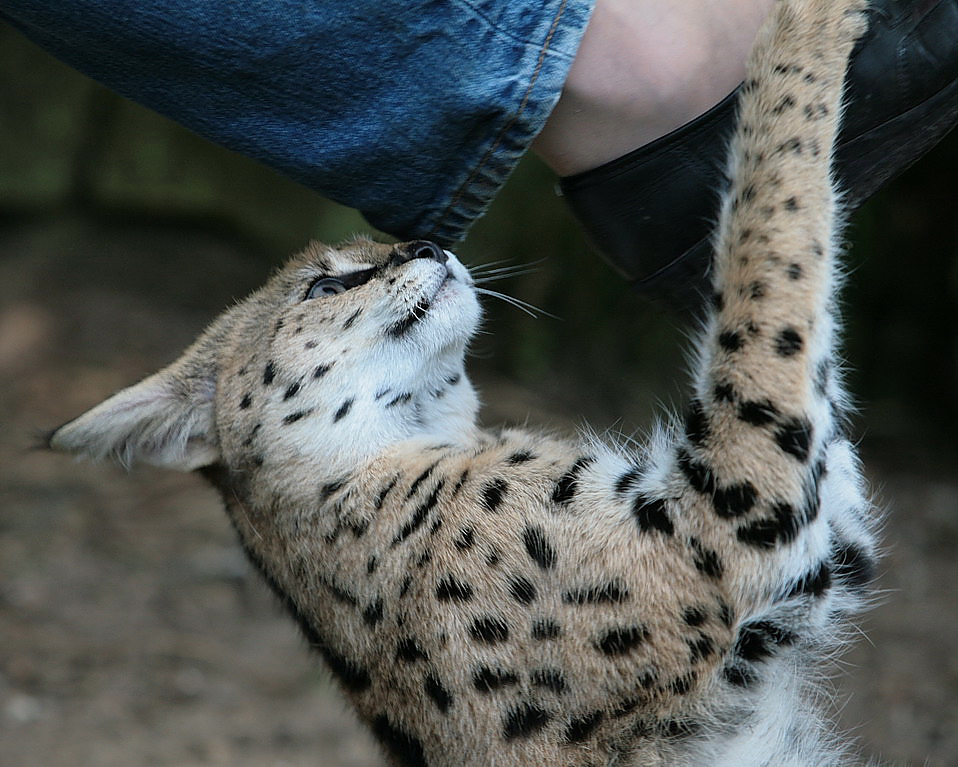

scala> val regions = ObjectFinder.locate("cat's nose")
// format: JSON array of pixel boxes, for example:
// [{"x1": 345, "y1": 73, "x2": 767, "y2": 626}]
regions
[{"x1": 391, "y1": 240, "x2": 448, "y2": 266}]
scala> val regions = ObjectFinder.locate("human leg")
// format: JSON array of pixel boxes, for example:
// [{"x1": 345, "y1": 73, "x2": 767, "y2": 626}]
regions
[
  {"x1": 533, "y1": 0, "x2": 776, "y2": 176},
  {"x1": 0, "y1": 0, "x2": 593, "y2": 243}
]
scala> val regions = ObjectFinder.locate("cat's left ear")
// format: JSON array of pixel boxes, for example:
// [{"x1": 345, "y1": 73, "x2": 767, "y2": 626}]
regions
[{"x1": 47, "y1": 322, "x2": 226, "y2": 472}]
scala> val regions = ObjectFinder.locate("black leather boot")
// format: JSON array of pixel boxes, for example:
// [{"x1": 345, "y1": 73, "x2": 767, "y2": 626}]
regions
[{"x1": 560, "y1": 0, "x2": 958, "y2": 312}]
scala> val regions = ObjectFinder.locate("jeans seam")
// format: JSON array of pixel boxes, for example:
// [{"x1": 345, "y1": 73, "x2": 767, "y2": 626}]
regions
[
  {"x1": 452, "y1": 0, "x2": 576, "y2": 57},
  {"x1": 429, "y1": 0, "x2": 569, "y2": 239}
]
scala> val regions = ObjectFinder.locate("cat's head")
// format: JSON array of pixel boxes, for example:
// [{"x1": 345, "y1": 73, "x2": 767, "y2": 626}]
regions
[{"x1": 47, "y1": 238, "x2": 482, "y2": 475}]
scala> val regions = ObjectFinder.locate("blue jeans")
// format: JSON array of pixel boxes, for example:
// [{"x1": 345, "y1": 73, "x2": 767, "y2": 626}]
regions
[{"x1": 1, "y1": 0, "x2": 594, "y2": 243}]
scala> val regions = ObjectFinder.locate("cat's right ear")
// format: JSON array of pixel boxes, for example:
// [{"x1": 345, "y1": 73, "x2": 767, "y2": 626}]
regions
[{"x1": 46, "y1": 327, "x2": 226, "y2": 472}]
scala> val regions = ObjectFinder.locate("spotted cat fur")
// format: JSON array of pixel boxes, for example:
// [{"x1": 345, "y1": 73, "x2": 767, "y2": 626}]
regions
[{"x1": 49, "y1": 0, "x2": 880, "y2": 764}]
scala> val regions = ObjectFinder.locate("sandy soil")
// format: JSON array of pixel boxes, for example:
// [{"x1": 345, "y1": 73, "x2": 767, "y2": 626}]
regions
[{"x1": 2, "y1": 220, "x2": 957, "y2": 766}]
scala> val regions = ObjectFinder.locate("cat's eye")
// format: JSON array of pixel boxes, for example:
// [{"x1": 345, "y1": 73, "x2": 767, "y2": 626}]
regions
[
  {"x1": 305, "y1": 277, "x2": 347, "y2": 300},
  {"x1": 303, "y1": 267, "x2": 377, "y2": 301}
]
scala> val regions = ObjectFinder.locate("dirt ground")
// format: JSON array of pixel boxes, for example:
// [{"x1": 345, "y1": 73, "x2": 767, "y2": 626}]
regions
[{"x1": 2, "y1": 220, "x2": 957, "y2": 767}]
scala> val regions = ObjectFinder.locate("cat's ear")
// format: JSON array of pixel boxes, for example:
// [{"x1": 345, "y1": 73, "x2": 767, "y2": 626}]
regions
[{"x1": 47, "y1": 329, "x2": 224, "y2": 472}]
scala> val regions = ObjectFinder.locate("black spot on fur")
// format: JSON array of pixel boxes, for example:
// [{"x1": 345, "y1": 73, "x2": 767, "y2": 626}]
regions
[
  {"x1": 784, "y1": 196, "x2": 800, "y2": 211},
  {"x1": 416, "y1": 550, "x2": 432, "y2": 567},
  {"x1": 363, "y1": 599, "x2": 384, "y2": 626},
  {"x1": 523, "y1": 526, "x2": 557, "y2": 569},
  {"x1": 474, "y1": 667, "x2": 519, "y2": 692},
  {"x1": 775, "y1": 327, "x2": 804, "y2": 357},
  {"x1": 392, "y1": 480, "x2": 445, "y2": 546},
  {"x1": 788, "y1": 263, "x2": 803, "y2": 280},
  {"x1": 317, "y1": 481, "x2": 343, "y2": 505},
  {"x1": 669, "y1": 674, "x2": 695, "y2": 695},
  {"x1": 283, "y1": 410, "x2": 311, "y2": 425},
  {"x1": 313, "y1": 363, "x2": 332, "y2": 379},
  {"x1": 509, "y1": 576, "x2": 537, "y2": 604},
  {"x1": 503, "y1": 703, "x2": 551, "y2": 739},
  {"x1": 323, "y1": 578, "x2": 359, "y2": 607},
  {"x1": 594, "y1": 625, "x2": 648, "y2": 656},
  {"x1": 531, "y1": 668, "x2": 567, "y2": 694},
  {"x1": 424, "y1": 674, "x2": 453, "y2": 714},
  {"x1": 374, "y1": 477, "x2": 398, "y2": 510},
  {"x1": 713, "y1": 381, "x2": 736, "y2": 403},
  {"x1": 396, "y1": 637, "x2": 429, "y2": 663},
  {"x1": 633, "y1": 495, "x2": 675, "y2": 536},
  {"x1": 734, "y1": 621, "x2": 796, "y2": 663},
  {"x1": 723, "y1": 664, "x2": 757, "y2": 688},
  {"x1": 749, "y1": 281, "x2": 766, "y2": 300},
  {"x1": 451, "y1": 469, "x2": 469, "y2": 497},
  {"x1": 552, "y1": 457, "x2": 593, "y2": 504},
  {"x1": 689, "y1": 537, "x2": 724, "y2": 579},
  {"x1": 832, "y1": 540, "x2": 876, "y2": 591},
  {"x1": 239, "y1": 393, "x2": 252, "y2": 409},
  {"x1": 322, "y1": 649, "x2": 372, "y2": 692},
  {"x1": 532, "y1": 620, "x2": 561, "y2": 640},
  {"x1": 786, "y1": 561, "x2": 832, "y2": 599},
  {"x1": 470, "y1": 616, "x2": 509, "y2": 644},
  {"x1": 371, "y1": 715, "x2": 428, "y2": 767},
  {"x1": 398, "y1": 575, "x2": 412, "y2": 598},
  {"x1": 774, "y1": 417, "x2": 813, "y2": 461},
  {"x1": 454, "y1": 526, "x2": 475, "y2": 551},
  {"x1": 333, "y1": 398, "x2": 354, "y2": 422},
  {"x1": 713, "y1": 481, "x2": 758, "y2": 518},
  {"x1": 507, "y1": 450, "x2": 536, "y2": 464},
  {"x1": 436, "y1": 576, "x2": 474, "y2": 602},
  {"x1": 565, "y1": 711, "x2": 603, "y2": 743},
  {"x1": 683, "y1": 606, "x2": 707, "y2": 627},
  {"x1": 563, "y1": 580, "x2": 629, "y2": 605},
  {"x1": 615, "y1": 468, "x2": 642, "y2": 496},
  {"x1": 283, "y1": 381, "x2": 301, "y2": 400},
  {"x1": 342, "y1": 308, "x2": 362, "y2": 330},
  {"x1": 719, "y1": 330, "x2": 744, "y2": 352},
  {"x1": 407, "y1": 462, "x2": 439, "y2": 499},
  {"x1": 263, "y1": 361, "x2": 276, "y2": 385},
  {"x1": 687, "y1": 634, "x2": 717, "y2": 663},
  {"x1": 388, "y1": 298, "x2": 431, "y2": 338},
  {"x1": 772, "y1": 94, "x2": 796, "y2": 114},
  {"x1": 737, "y1": 502, "x2": 801, "y2": 548},
  {"x1": 685, "y1": 400, "x2": 709, "y2": 446},
  {"x1": 739, "y1": 399, "x2": 780, "y2": 425},
  {"x1": 481, "y1": 478, "x2": 508, "y2": 511},
  {"x1": 366, "y1": 556, "x2": 378, "y2": 575},
  {"x1": 387, "y1": 392, "x2": 413, "y2": 408},
  {"x1": 241, "y1": 423, "x2": 261, "y2": 447},
  {"x1": 677, "y1": 449, "x2": 716, "y2": 495},
  {"x1": 779, "y1": 137, "x2": 802, "y2": 154}
]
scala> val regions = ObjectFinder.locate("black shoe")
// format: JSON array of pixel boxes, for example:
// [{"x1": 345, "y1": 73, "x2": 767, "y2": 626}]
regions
[{"x1": 559, "y1": 0, "x2": 958, "y2": 313}]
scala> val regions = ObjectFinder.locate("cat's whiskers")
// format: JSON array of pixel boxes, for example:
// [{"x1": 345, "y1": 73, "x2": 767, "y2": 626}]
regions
[{"x1": 473, "y1": 287, "x2": 557, "y2": 320}]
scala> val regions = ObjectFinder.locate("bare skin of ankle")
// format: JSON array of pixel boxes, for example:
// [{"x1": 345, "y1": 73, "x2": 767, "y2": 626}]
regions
[{"x1": 533, "y1": 0, "x2": 776, "y2": 176}]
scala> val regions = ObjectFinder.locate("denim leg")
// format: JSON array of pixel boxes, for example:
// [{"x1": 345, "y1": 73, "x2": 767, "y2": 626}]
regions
[{"x1": 1, "y1": 0, "x2": 594, "y2": 243}]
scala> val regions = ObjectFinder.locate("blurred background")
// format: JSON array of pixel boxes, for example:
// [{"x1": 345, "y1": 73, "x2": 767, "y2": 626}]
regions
[{"x1": 1, "y1": 18, "x2": 957, "y2": 767}]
